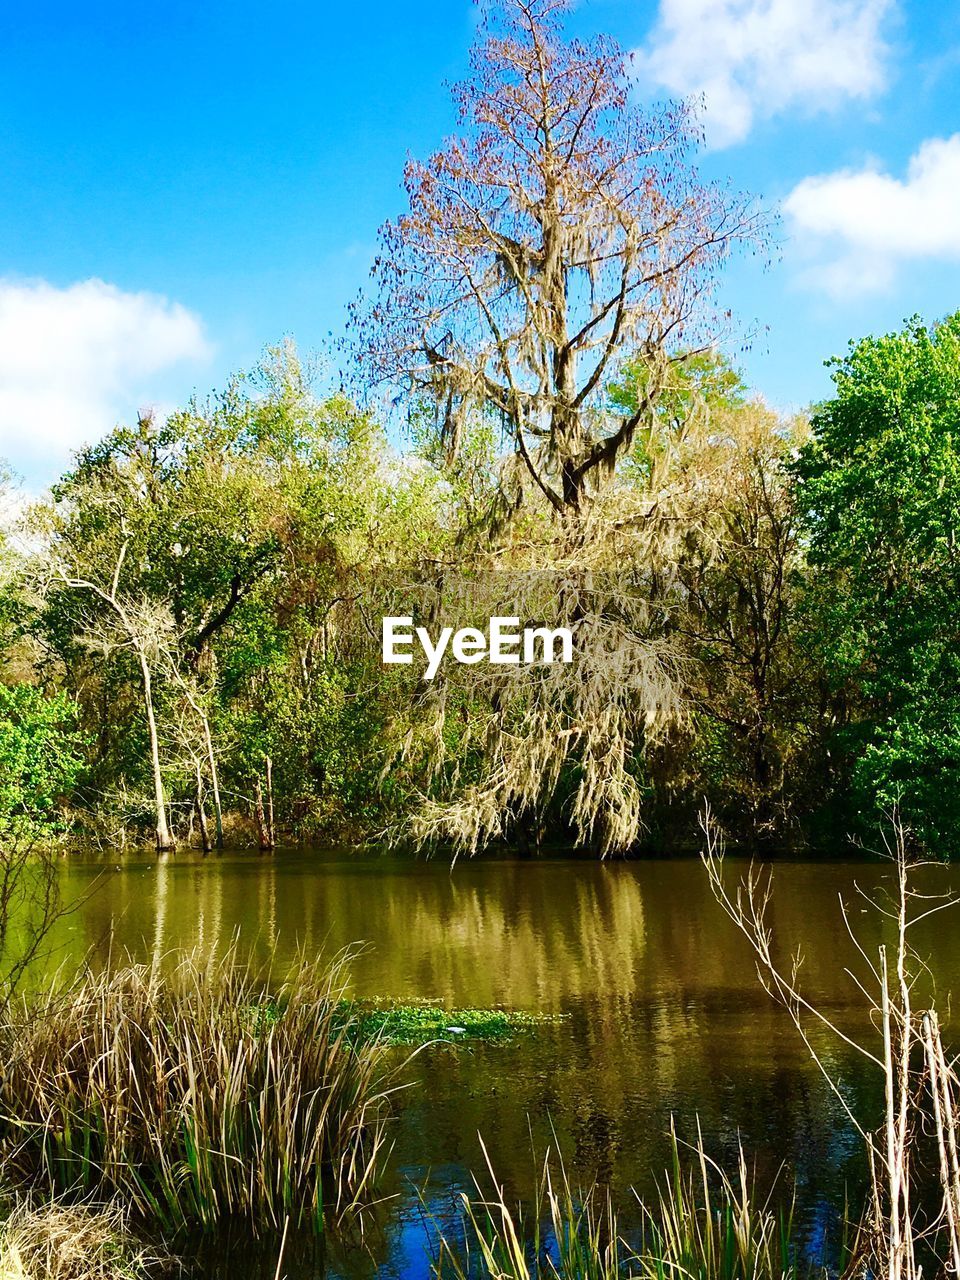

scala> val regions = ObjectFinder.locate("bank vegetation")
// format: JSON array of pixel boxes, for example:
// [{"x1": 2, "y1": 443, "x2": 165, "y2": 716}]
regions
[{"x1": 0, "y1": 0, "x2": 953, "y2": 859}]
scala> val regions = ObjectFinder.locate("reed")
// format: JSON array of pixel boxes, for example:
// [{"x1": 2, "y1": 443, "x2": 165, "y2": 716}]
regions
[
  {"x1": 0, "y1": 948, "x2": 398, "y2": 1236},
  {"x1": 701, "y1": 810, "x2": 960, "y2": 1280},
  {"x1": 638, "y1": 1125, "x2": 797, "y2": 1280},
  {"x1": 433, "y1": 1128, "x2": 801, "y2": 1280}
]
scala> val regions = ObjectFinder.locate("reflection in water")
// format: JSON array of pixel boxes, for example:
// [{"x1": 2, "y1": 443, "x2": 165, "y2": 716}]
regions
[{"x1": 37, "y1": 851, "x2": 960, "y2": 1278}]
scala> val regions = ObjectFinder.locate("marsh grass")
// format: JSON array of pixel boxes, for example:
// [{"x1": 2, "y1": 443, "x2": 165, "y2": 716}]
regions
[
  {"x1": 637, "y1": 1125, "x2": 798, "y2": 1280},
  {"x1": 434, "y1": 1128, "x2": 805, "y2": 1280},
  {"x1": 0, "y1": 1198, "x2": 170, "y2": 1280},
  {"x1": 0, "y1": 948, "x2": 400, "y2": 1237}
]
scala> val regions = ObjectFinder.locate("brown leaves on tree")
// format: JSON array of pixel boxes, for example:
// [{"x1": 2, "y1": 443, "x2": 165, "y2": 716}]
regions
[{"x1": 351, "y1": 0, "x2": 770, "y2": 521}]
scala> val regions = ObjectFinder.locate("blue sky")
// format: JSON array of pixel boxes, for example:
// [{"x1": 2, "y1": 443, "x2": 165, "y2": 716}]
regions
[{"x1": 1, "y1": 0, "x2": 959, "y2": 488}]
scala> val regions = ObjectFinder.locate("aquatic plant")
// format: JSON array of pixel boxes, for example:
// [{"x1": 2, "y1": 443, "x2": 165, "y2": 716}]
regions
[
  {"x1": 0, "y1": 948, "x2": 399, "y2": 1237},
  {"x1": 433, "y1": 1128, "x2": 801, "y2": 1280},
  {"x1": 637, "y1": 1125, "x2": 798, "y2": 1280},
  {"x1": 702, "y1": 810, "x2": 960, "y2": 1280},
  {"x1": 339, "y1": 1001, "x2": 564, "y2": 1046}
]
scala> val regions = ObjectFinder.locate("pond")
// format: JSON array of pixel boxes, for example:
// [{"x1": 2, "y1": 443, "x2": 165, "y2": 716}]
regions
[{"x1": 39, "y1": 849, "x2": 960, "y2": 1278}]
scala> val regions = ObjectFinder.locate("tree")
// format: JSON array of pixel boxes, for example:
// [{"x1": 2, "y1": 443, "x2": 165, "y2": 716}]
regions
[
  {"x1": 0, "y1": 681, "x2": 84, "y2": 997},
  {"x1": 38, "y1": 353, "x2": 303, "y2": 849},
  {"x1": 0, "y1": 473, "x2": 85, "y2": 993},
  {"x1": 604, "y1": 351, "x2": 822, "y2": 847},
  {"x1": 350, "y1": 0, "x2": 768, "y2": 856},
  {"x1": 38, "y1": 344, "x2": 390, "y2": 849},
  {"x1": 54, "y1": 540, "x2": 178, "y2": 851},
  {"x1": 0, "y1": 683, "x2": 82, "y2": 841},
  {"x1": 794, "y1": 312, "x2": 960, "y2": 850},
  {"x1": 674, "y1": 399, "x2": 813, "y2": 845},
  {"x1": 354, "y1": 0, "x2": 766, "y2": 527}
]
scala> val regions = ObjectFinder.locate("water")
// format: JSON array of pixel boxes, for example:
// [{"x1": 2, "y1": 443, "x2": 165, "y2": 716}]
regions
[{"x1": 39, "y1": 849, "x2": 960, "y2": 1277}]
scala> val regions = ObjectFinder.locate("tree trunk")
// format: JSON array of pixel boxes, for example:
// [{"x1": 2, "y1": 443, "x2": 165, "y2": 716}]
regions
[
  {"x1": 194, "y1": 764, "x2": 211, "y2": 854},
  {"x1": 265, "y1": 755, "x2": 275, "y2": 849},
  {"x1": 203, "y1": 718, "x2": 224, "y2": 850},
  {"x1": 253, "y1": 776, "x2": 273, "y2": 853},
  {"x1": 138, "y1": 647, "x2": 174, "y2": 852}
]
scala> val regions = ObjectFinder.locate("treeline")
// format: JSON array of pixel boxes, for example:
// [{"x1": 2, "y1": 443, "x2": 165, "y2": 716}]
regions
[
  {"x1": 0, "y1": 315, "x2": 954, "y2": 857},
  {"x1": 1, "y1": 0, "x2": 959, "y2": 857}
]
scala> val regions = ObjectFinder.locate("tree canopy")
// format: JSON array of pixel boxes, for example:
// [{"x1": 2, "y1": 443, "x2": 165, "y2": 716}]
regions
[{"x1": 796, "y1": 312, "x2": 960, "y2": 850}]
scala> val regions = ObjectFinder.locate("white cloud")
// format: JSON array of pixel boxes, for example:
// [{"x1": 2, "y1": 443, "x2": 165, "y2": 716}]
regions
[
  {"x1": 634, "y1": 0, "x2": 894, "y2": 148},
  {"x1": 785, "y1": 134, "x2": 960, "y2": 295},
  {"x1": 0, "y1": 278, "x2": 211, "y2": 479}
]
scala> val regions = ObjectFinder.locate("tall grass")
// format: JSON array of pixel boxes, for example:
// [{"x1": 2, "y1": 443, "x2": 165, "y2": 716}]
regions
[
  {"x1": 0, "y1": 1198, "x2": 169, "y2": 1280},
  {"x1": 434, "y1": 1128, "x2": 802, "y2": 1280},
  {"x1": 638, "y1": 1125, "x2": 797, "y2": 1280},
  {"x1": 0, "y1": 948, "x2": 398, "y2": 1236}
]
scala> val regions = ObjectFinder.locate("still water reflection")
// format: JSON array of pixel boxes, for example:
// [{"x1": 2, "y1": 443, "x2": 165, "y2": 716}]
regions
[{"x1": 41, "y1": 850, "x2": 960, "y2": 1278}]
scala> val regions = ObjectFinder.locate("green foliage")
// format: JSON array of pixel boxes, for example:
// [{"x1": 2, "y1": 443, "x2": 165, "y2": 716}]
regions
[
  {"x1": 0, "y1": 684, "x2": 83, "y2": 840},
  {"x1": 609, "y1": 349, "x2": 748, "y2": 484},
  {"x1": 338, "y1": 1000, "x2": 563, "y2": 1045},
  {"x1": 15, "y1": 312, "x2": 960, "y2": 855},
  {"x1": 38, "y1": 341, "x2": 402, "y2": 843},
  {"x1": 609, "y1": 348, "x2": 748, "y2": 422},
  {"x1": 795, "y1": 312, "x2": 960, "y2": 849}
]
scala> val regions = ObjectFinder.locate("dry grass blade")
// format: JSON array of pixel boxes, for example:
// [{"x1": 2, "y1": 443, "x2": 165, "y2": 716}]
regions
[{"x1": 0, "y1": 1197, "x2": 170, "y2": 1280}]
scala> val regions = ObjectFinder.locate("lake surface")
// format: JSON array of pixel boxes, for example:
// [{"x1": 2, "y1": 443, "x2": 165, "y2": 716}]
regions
[{"x1": 39, "y1": 849, "x2": 960, "y2": 1279}]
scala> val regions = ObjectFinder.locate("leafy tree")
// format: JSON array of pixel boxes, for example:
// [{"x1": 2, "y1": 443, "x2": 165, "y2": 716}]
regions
[
  {"x1": 38, "y1": 344, "x2": 385, "y2": 849},
  {"x1": 795, "y1": 312, "x2": 960, "y2": 850},
  {"x1": 606, "y1": 351, "x2": 820, "y2": 846},
  {"x1": 0, "y1": 680, "x2": 86, "y2": 997},
  {"x1": 674, "y1": 402, "x2": 814, "y2": 845},
  {"x1": 0, "y1": 684, "x2": 82, "y2": 840},
  {"x1": 0, "y1": 465, "x2": 87, "y2": 991}
]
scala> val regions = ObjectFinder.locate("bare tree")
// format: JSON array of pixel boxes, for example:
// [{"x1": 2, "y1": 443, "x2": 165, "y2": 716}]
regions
[
  {"x1": 162, "y1": 657, "x2": 225, "y2": 851},
  {"x1": 353, "y1": 0, "x2": 770, "y2": 855},
  {"x1": 353, "y1": 0, "x2": 768, "y2": 526},
  {"x1": 702, "y1": 810, "x2": 960, "y2": 1280},
  {"x1": 52, "y1": 538, "x2": 176, "y2": 853}
]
